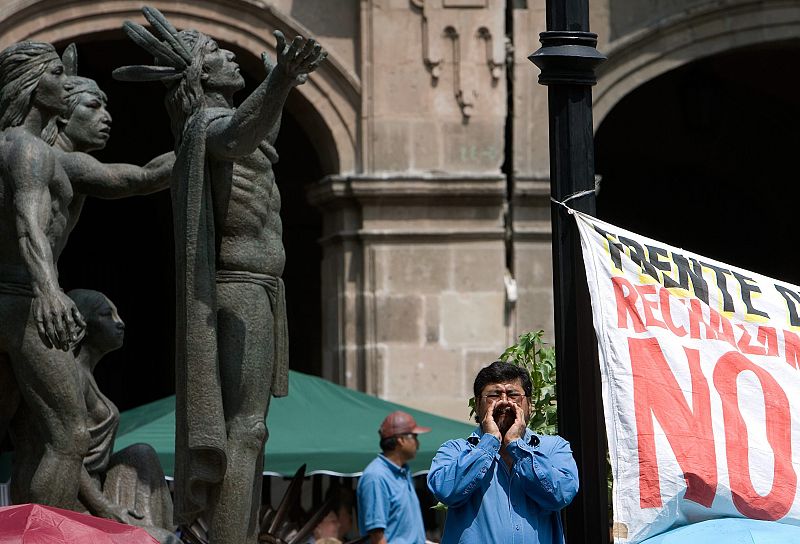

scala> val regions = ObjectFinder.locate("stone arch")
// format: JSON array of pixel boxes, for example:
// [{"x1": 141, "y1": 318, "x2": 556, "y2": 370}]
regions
[
  {"x1": 594, "y1": 0, "x2": 800, "y2": 130},
  {"x1": 595, "y1": 40, "x2": 800, "y2": 286},
  {"x1": 0, "y1": 0, "x2": 360, "y2": 174}
]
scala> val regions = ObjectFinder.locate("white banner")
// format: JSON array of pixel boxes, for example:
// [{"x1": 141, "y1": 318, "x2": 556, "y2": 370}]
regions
[{"x1": 575, "y1": 211, "x2": 800, "y2": 543}]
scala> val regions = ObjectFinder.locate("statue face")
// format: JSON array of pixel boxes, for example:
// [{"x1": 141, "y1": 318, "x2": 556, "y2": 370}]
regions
[
  {"x1": 201, "y1": 40, "x2": 245, "y2": 93},
  {"x1": 32, "y1": 59, "x2": 68, "y2": 115},
  {"x1": 62, "y1": 91, "x2": 111, "y2": 152},
  {"x1": 87, "y1": 297, "x2": 125, "y2": 353}
]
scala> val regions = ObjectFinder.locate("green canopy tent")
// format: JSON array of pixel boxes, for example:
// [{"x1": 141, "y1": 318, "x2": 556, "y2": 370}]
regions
[{"x1": 114, "y1": 370, "x2": 476, "y2": 476}]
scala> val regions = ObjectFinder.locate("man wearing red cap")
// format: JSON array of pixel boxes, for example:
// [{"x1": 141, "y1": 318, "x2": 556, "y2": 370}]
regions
[{"x1": 357, "y1": 411, "x2": 431, "y2": 544}]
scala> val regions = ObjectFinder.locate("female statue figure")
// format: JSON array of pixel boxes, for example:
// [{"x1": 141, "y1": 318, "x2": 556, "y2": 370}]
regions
[{"x1": 11, "y1": 289, "x2": 178, "y2": 544}]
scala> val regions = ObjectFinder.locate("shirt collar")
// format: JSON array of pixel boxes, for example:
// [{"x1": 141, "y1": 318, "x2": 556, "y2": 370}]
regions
[{"x1": 378, "y1": 453, "x2": 409, "y2": 475}]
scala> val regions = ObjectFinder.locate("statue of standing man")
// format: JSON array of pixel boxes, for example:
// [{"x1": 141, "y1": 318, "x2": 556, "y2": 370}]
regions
[
  {"x1": 115, "y1": 7, "x2": 327, "y2": 543},
  {"x1": 0, "y1": 41, "x2": 173, "y2": 511},
  {"x1": 0, "y1": 41, "x2": 88, "y2": 510}
]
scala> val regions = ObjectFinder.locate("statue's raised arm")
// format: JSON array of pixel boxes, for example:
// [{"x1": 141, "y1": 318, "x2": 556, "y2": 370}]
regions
[
  {"x1": 52, "y1": 49, "x2": 174, "y2": 201},
  {"x1": 203, "y1": 31, "x2": 326, "y2": 159}
]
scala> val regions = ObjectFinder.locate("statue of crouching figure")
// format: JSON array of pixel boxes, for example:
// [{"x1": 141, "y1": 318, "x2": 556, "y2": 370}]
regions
[{"x1": 10, "y1": 289, "x2": 178, "y2": 544}]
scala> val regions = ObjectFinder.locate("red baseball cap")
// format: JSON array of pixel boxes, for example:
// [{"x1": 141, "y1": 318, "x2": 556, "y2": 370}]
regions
[{"x1": 379, "y1": 411, "x2": 431, "y2": 439}]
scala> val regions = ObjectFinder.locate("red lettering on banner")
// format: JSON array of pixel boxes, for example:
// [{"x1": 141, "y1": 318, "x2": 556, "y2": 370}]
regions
[
  {"x1": 757, "y1": 327, "x2": 778, "y2": 357},
  {"x1": 660, "y1": 287, "x2": 687, "y2": 337},
  {"x1": 737, "y1": 325, "x2": 766, "y2": 356},
  {"x1": 709, "y1": 307, "x2": 736, "y2": 348},
  {"x1": 630, "y1": 337, "x2": 716, "y2": 508},
  {"x1": 785, "y1": 331, "x2": 800, "y2": 370},
  {"x1": 613, "y1": 277, "x2": 646, "y2": 333},
  {"x1": 689, "y1": 299, "x2": 717, "y2": 341},
  {"x1": 713, "y1": 352, "x2": 796, "y2": 520},
  {"x1": 635, "y1": 284, "x2": 667, "y2": 330}
]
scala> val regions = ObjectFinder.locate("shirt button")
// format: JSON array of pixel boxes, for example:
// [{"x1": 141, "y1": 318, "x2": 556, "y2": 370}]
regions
[{"x1": 516, "y1": 525, "x2": 520, "y2": 531}]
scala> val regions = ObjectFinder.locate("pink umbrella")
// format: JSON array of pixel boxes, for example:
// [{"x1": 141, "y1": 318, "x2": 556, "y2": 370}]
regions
[{"x1": 0, "y1": 504, "x2": 159, "y2": 544}]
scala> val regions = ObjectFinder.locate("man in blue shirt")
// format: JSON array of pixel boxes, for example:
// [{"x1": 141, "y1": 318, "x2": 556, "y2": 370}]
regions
[
  {"x1": 428, "y1": 361, "x2": 579, "y2": 544},
  {"x1": 357, "y1": 411, "x2": 431, "y2": 544}
]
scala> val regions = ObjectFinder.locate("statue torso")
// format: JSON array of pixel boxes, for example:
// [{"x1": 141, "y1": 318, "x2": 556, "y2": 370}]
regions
[{"x1": 215, "y1": 144, "x2": 285, "y2": 276}]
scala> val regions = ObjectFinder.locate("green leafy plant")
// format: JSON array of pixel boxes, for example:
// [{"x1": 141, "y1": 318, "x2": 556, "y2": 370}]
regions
[
  {"x1": 468, "y1": 330, "x2": 558, "y2": 435},
  {"x1": 500, "y1": 330, "x2": 558, "y2": 435}
]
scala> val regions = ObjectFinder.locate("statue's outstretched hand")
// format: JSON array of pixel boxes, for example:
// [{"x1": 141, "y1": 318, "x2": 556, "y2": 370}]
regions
[
  {"x1": 33, "y1": 288, "x2": 86, "y2": 351},
  {"x1": 273, "y1": 30, "x2": 327, "y2": 86}
]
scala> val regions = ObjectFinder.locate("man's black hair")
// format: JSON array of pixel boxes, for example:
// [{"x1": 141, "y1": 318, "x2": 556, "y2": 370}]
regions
[
  {"x1": 473, "y1": 360, "x2": 532, "y2": 400},
  {"x1": 380, "y1": 436, "x2": 398, "y2": 452}
]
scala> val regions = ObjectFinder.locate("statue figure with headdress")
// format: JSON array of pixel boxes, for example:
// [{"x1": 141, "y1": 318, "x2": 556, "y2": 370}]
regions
[
  {"x1": 0, "y1": 40, "x2": 88, "y2": 510},
  {"x1": 114, "y1": 7, "x2": 327, "y2": 543},
  {"x1": 0, "y1": 40, "x2": 172, "y2": 511}
]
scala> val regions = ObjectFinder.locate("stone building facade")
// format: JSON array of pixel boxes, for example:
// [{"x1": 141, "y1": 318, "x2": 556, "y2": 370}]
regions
[{"x1": 2, "y1": 0, "x2": 797, "y2": 422}]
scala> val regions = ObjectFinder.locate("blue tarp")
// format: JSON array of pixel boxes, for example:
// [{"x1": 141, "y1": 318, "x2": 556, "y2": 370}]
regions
[{"x1": 642, "y1": 518, "x2": 800, "y2": 543}]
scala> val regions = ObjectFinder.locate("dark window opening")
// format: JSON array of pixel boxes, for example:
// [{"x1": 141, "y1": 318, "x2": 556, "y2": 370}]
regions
[{"x1": 596, "y1": 41, "x2": 800, "y2": 286}]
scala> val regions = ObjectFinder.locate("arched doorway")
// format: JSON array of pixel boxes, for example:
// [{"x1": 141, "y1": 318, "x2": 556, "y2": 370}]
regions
[
  {"x1": 595, "y1": 41, "x2": 800, "y2": 285},
  {"x1": 55, "y1": 34, "x2": 327, "y2": 410}
]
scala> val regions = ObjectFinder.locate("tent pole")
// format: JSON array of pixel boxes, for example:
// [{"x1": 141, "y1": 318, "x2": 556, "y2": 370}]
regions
[{"x1": 529, "y1": 1, "x2": 608, "y2": 542}]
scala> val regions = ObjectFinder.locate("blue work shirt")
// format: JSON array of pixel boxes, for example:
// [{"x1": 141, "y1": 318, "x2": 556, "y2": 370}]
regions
[
  {"x1": 357, "y1": 454, "x2": 426, "y2": 544},
  {"x1": 427, "y1": 428, "x2": 579, "y2": 544}
]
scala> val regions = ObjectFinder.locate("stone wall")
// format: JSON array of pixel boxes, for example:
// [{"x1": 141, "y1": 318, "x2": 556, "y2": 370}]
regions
[
  {"x1": 305, "y1": 0, "x2": 523, "y2": 422},
  {"x1": 310, "y1": 174, "x2": 512, "y2": 422},
  {"x1": 362, "y1": 0, "x2": 507, "y2": 173},
  {"x1": 11, "y1": 0, "x2": 782, "y2": 423}
]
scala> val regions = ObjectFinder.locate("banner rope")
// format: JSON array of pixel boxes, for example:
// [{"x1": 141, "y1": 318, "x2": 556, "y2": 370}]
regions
[{"x1": 549, "y1": 175, "x2": 602, "y2": 210}]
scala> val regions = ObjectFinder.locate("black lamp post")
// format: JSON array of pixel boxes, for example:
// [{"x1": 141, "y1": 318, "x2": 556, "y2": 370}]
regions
[{"x1": 529, "y1": 1, "x2": 608, "y2": 543}]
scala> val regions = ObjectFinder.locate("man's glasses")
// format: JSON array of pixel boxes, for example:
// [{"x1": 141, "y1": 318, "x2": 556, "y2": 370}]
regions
[{"x1": 481, "y1": 391, "x2": 526, "y2": 402}]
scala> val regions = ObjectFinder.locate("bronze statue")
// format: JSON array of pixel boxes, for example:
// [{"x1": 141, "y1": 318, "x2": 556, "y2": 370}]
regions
[
  {"x1": 0, "y1": 41, "x2": 90, "y2": 509},
  {"x1": 0, "y1": 41, "x2": 172, "y2": 510},
  {"x1": 10, "y1": 290, "x2": 178, "y2": 543},
  {"x1": 115, "y1": 7, "x2": 327, "y2": 543}
]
